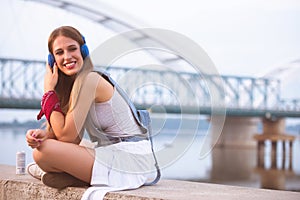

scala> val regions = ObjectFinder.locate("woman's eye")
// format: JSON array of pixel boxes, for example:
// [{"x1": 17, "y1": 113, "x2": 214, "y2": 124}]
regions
[
  {"x1": 70, "y1": 47, "x2": 77, "y2": 51},
  {"x1": 55, "y1": 51, "x2": 63, "y2": 55}
]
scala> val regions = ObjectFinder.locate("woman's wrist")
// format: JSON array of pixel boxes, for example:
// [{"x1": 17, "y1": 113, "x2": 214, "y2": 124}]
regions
[
  {"x1": 37, "y1": 90, "x2": 64, "y2": 123},
  {"x1": 44, "y1": 88, "x2": 55, "y2": 93}
]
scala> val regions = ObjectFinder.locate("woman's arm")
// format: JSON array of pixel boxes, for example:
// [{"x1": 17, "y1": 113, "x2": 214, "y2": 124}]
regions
[{"x1": 49, "y1": 72, "x2": 113, "y2": 143}]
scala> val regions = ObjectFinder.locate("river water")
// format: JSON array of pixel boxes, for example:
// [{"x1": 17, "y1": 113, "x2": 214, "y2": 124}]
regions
[{"x1": 0, "y1": 123, "x2": 299, "y2": 192}]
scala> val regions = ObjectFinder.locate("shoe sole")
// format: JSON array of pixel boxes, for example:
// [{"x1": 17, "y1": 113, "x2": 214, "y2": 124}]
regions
[{"x1": 42, "y1": 172, "x2": 89, "y2": 190}]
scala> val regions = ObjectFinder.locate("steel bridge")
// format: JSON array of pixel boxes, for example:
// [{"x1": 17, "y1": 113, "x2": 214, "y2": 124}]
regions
[
  {"x1": 1, "y1": 57, "x2": 300, "y2": 118},
  {"x1": 2, "y1": 0, "x2": 300, "y2": 118}
]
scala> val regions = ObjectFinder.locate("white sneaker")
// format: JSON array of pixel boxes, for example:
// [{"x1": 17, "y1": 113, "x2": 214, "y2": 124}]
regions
[{"x1": 26, "y1": 162, "x2": 45, "y2": 180}]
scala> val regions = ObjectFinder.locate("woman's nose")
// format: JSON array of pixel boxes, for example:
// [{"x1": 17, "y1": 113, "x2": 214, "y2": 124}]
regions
[{"x1": 64, "y1": 51, "x2": 72, "y2": 59}]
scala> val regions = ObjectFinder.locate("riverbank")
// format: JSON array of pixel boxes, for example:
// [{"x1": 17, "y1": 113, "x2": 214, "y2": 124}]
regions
[{"x1": 1, "y1": 164, "x2": 300, "y2": 200}]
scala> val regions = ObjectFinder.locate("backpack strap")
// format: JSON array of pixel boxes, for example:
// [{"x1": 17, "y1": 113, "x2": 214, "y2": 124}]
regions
[
  {"x1": 137, "y1": 110, "x2": 161, "y2": 186},
  {"x1": 94, "y1": 70, "x2": 161, "y2": 185}
]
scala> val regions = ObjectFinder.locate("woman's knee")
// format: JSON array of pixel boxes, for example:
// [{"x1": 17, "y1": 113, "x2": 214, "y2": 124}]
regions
[{"x1": 33, "y1": 139, "x2": 56, "y2": 164}]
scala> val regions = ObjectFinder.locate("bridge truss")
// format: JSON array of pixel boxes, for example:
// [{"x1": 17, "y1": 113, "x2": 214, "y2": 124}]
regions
[{"x1": 1, "y1": 58, "x2": 300, "y2": 117}]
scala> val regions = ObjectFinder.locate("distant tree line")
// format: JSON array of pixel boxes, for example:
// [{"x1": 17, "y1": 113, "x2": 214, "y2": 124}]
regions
[{"x1": 0, "y1": 119, "x2": 45, "y2": 129}]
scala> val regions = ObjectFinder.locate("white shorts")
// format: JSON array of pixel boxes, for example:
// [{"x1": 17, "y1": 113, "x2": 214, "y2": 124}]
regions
[{"x1": 90, "y1": 140, "x2": 155, "y2": 188}]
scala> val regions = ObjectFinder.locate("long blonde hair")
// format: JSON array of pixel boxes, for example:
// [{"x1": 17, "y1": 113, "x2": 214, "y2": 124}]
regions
[{"x1": 47, "y1": 26, "x2": 93, "y2": 130}]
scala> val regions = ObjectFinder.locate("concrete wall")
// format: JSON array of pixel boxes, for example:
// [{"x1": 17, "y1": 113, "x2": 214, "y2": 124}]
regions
[{"x1": 1, "y1": 165, "x2": 300, "y2": 200}]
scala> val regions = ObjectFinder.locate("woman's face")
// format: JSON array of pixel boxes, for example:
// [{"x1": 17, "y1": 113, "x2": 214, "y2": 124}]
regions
[{"x1": 52, "y1": 35, "x2": 84, "y2": 76}]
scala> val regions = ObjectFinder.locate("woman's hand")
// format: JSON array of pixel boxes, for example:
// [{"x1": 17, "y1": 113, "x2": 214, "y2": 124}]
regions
[
  {"x1": 26, "y1": 129, "x2": 48, "y2": 148},
  {"x1": 44, "y1": 63, "x2": 58, "y2": 92}
]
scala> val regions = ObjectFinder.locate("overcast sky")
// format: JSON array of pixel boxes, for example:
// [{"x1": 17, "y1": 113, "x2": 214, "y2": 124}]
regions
[
  {"x1": 106, "y1": 0, "x2": 300, "y2": 76},
  {"x1": 0, "y1": 0, "x2": 300, "y2": 122},
  {"x1": 1, "y1": 0, "x2": 300, "y2": 75}
]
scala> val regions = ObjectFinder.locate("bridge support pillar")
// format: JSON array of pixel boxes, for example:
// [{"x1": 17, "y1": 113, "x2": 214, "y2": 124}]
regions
[
  {"x1": 211, "y1": 116, "x2": 259, "y2": 148},
  {"x1": 209, "y1": 117, "x2": 258, "y2": 182},
  {"x1": 253, "y1": 118, "x2": 295, "y2": 170},
  {"x1": 253, "y1": 117, "x2": 295, "y2": 190}
]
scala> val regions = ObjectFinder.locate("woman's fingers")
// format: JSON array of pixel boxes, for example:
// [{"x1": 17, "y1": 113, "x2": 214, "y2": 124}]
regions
[
  {"x1": 44, "y1": 63, "x2": 58, "y2": 92},
  {"x1": 26, "y1": 129, "x2": 36, "y2": 141},
  {"x1": 33, "y1": 129, "x2": 47, "y2": 141},
  {"x1": 26, "y1": 129, "x2": 43, "y2": 148},
  {"x1": 53, "y1": 63, "x2": 58, "y2": 76}
]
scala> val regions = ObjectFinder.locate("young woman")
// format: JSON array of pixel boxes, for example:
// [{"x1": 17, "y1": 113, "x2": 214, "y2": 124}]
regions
[{"x1": 25, "y1": 26, "x2": 156, "y2": 193}]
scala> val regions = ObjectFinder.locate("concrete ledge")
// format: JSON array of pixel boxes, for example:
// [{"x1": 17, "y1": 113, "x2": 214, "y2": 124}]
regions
[{"x1": 1, "y1": 164, "x2": 300, "y2": 200}]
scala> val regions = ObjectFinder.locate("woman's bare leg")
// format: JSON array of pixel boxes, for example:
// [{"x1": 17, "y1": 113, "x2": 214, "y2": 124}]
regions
[{"x1": 33, "y1": 139, "x2": 95, "y2": 183}]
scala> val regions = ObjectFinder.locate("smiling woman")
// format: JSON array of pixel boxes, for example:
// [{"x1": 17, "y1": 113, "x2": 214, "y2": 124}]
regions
[{"x1": 25, "y1": 26, "x2": 158, "y2": 199}]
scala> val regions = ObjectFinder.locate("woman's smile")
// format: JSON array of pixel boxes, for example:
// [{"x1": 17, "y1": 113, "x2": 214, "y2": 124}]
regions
[{"x1": 64, "y1": 61, "x2": 76, "y2": 69}]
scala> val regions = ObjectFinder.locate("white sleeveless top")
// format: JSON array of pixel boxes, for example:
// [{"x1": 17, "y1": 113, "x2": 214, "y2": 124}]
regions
[{"x1": 85, "y1": 88, "x2": 144, "y2": 146}]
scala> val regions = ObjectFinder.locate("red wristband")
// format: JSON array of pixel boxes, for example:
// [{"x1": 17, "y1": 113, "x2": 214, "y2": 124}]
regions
[{"x1": 37, "y1": 90, "x2": 64, "y2": 122}]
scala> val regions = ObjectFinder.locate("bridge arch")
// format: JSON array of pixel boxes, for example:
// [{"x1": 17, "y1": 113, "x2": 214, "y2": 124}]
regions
[
  {"x1": 24, "y1": 0, "x2": 196, "y2": 71},
  {"x1": 260, "y1": 58, "x2": 300, "y2": 99}
]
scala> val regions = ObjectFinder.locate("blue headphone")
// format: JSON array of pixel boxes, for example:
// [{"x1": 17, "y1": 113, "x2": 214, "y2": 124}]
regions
[{"x1": 48, "y1": 35, "x2": 89, "y2": 68}]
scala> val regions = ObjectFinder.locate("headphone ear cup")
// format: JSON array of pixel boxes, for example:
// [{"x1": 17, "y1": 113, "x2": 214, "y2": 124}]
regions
[
  {"x1": 48, "y1": 54, "x2": 55, "y2": 68},
  {"x1": 80, "y1": 44, "x2": 89, "y2": 59}
]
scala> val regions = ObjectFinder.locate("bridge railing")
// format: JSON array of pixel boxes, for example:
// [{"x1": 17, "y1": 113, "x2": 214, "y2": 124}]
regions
[
  {"x1": 279, "y1": 99, "x2": 300, "y2": 111},
  {"x1": 104, "y1": 65, "x2": 281, "y2": 110},
  {"x1": 0, "y1": 58, "x2": 298, "y2": 114}
]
